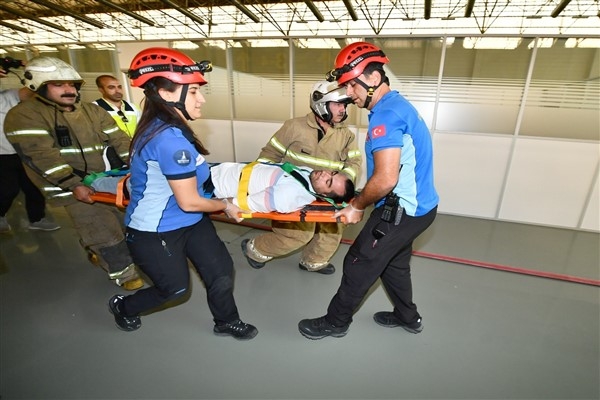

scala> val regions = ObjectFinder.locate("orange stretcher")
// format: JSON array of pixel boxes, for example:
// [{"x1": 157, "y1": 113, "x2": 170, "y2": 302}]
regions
[{"x1": 89, "y1": 192, "x2": 345, "y2": 223}]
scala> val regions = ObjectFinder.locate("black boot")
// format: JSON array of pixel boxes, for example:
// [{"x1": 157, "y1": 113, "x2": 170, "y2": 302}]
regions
[{"x1": 108, "y1": 295, "x2": 141, "y2": 332}]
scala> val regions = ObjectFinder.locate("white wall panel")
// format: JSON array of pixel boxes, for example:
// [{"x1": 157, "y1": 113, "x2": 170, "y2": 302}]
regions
[
  {"x1": 191, "y1": 119, "x2": 235, "y2": 162},
  {"x1": 232, "y1": 73, "x2": 290, "y2": 120},
  {"x1": 231, "y1": 120, "x2": 283, "y2": 162},
  {"x1": 433, "y1": 133, "x2": 512, "y2": 217},
  {"x1": 436, "y1": 103, "x2": 519, "y2": 134},
  {"x1": 411, "y1": 101, "x2": 435, "y2": 129},
  {"x1": 499, "y1": 138, "x2": 599, "y2": 228}
]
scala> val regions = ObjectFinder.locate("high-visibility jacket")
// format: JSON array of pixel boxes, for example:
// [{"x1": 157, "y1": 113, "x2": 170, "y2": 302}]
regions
[
  {"x1": 4, "y1": 94, "x2": 131, "y2": 205},
  {"x1": 256, "y1": 112, "x2": 362, "y2": 183},
  {"x1": 92, "y1": 98, "x2": 141, "y2": 138}
]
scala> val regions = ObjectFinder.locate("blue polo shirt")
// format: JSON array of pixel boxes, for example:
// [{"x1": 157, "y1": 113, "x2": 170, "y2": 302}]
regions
[
  {"x1": 365, "y1": 90, "x2": 439, "y2": 217},
  {"x1": 125, "y1": 121, "x2": 209, "y2": 232}
]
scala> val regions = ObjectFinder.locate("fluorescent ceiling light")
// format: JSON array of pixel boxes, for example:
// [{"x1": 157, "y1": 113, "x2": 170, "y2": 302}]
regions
[
  {"x1": 294, "y1": 38, "x2": 340, "y2": 49},
  {"x1": 463, "y1": 37, "x2": 522, "y2": 49},
  {"x1": 172, "y1": 41, "x2": 199, "y2": 49},
  {"x1": 565, "y1": 38, "x2": 600, "y2": 48}
]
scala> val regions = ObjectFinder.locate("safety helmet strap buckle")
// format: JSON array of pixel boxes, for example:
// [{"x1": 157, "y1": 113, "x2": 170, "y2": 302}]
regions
[{"x1": 353, "y1": 76, "x2": 382, "y2": 109}]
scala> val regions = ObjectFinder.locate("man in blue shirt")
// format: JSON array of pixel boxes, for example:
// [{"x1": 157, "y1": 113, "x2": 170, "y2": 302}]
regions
[{"x1": 299, "y1": 42, "x2": 439, "y2": 339}]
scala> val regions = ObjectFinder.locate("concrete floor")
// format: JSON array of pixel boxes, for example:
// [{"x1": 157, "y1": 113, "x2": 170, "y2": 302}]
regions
[{"x1": 1, "y1": 202, "x2": 598, "y2": 400}]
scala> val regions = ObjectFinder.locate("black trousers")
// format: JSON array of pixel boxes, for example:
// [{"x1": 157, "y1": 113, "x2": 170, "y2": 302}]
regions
[
  {"x1": 0, "y1": 154, "x2": 46, "y2": 222},
  {"x1": 122, "y1": 216, "x2": 240, "y2": 324},
  {"x1": 326, "y1": 205, "x2": 437, "y2": 326}
]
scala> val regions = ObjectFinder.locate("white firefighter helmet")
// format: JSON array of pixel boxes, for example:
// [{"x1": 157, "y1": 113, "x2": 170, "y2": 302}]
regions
[
  {"x1": 22, "y1": 56, "x2": 84, "y2": 91},
  {"x1": 309, "y1": 80, "x2": 351, "y2": 124}
]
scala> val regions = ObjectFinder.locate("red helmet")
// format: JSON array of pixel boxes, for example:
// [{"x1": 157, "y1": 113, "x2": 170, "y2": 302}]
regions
[
  {"x1": 327, "y1": 42, "x2": 389, "y2": 85},
  {"x1": 128, "y1": 47, "x2": 212, "y2": 88}
]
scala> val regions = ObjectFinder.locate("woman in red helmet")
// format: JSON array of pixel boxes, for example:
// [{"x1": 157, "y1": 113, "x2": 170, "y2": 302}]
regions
[{"x1": 107, "y1": 47, "x2": 258, "y2": 339}]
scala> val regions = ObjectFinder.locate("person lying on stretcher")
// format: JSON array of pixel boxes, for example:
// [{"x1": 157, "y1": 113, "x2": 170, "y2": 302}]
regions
[{"x1": 86, "y1": 162, "x2": 355, "y2": 214}]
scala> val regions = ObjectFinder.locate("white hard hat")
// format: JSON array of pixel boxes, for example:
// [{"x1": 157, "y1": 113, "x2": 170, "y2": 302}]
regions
[
  {"x1": 309, "y1": 80, "x2": 351, "y2": 124},
  {"x1": 23, "y1": 56, "x2": 84, "y2": 91}
]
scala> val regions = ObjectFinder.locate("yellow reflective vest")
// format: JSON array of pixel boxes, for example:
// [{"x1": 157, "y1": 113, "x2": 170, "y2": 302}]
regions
[{"x1": 92, "y1": 98, "x2": 140, "y2": 138}]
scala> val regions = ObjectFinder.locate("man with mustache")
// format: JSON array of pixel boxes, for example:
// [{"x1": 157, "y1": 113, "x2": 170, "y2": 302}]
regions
[
  {"x1": 241, "y1": 80, "x2": 362, "y2": 275},
  {"x1": 4, "y1": 56, "x2": 143, "y2": 290}
]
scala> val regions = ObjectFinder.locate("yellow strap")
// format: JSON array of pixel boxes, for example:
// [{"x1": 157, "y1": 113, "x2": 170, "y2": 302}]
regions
[{"x1": 237, "y1": 162, "x2": 257, "y2": 211}]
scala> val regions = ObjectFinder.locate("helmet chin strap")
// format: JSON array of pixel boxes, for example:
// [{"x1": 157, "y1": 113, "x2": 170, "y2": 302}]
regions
[
  {"x1": 145, "y1": 83, "x2": 193, "y2": 120},
  {"x1": 166, "y1": 84, "x2": 192, "y2": 120},
  {"x1": 354, "y1": 78, "x2": 383, "y2": 109},
  {"x1": 323, "y1": 103, "x2": 348, "y2": 127},
  {"x1": 315, "y1": 109, "x2": 334, "y2": 127}
]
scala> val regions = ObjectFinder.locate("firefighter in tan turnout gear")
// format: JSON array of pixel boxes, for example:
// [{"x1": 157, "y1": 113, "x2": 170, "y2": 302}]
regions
[
  {"x1": 4, "y1": 56, "x2": 142, "y2": 290},
  {"x1": 241, "y1": 80, "x2": 362, "y2": 274}
]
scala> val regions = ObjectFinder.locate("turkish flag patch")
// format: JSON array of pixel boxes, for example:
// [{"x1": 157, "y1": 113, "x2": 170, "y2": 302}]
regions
[{"x1": 371, "y1": 125, "x2": 386, "y2": 138}]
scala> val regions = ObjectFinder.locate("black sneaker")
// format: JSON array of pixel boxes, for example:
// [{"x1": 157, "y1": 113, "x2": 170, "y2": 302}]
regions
[
  {"x1": 241, "y1": 239, "x2": 266, "y2": 269},
  {"x1": 373, "y1": 311, "x2": 423, "y2": 334},
  {"x1": 213, "y1": 319, "x2": 258, "y2": 340},
  {"x1": 298, "y1": 316, "x2": 348, "y2": 340},
  {"x1": 108, "y1": 295, "x2": 141, "y2": 332},
  {"x1": 298, "y1": 263, "x2": 335, "y2": 275}
]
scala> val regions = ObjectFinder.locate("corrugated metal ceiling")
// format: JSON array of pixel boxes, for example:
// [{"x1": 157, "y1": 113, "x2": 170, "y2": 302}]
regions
[{"x1": 0, "y1": 1, "x2": 598, "y2": 48}]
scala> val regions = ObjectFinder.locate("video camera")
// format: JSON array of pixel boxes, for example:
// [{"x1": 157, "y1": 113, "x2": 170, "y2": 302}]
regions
[{"x1": 1, "y1": 56, "x2": 24, "y2": 72}]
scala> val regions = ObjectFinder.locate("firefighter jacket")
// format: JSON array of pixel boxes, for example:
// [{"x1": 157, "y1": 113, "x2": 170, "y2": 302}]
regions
[
  {"x1": 4, "y1": 94, "x2": 131, "y2": 206},
  {"x1": 256, "y1": 112, "x2": 362, "y2": 183}
]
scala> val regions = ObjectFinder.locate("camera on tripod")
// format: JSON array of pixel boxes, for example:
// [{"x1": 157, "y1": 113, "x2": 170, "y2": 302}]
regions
[{"x1": 1, "y1": 56, "x2": 24, "y2": 72}]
